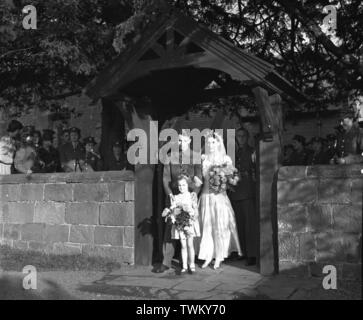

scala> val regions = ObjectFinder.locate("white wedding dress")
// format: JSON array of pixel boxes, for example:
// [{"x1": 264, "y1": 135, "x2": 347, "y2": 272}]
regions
[{"x1": 197, "y1": 142, "x2": 242, "y2": 264}]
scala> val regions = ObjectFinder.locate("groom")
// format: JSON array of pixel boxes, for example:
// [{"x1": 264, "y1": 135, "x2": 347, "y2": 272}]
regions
[
  {"x1": 229, "y1": 127, "x2": 258, "y2": 266},
  {"x1": 155, "y1": 133, "x2": 203, "y2": 273}
]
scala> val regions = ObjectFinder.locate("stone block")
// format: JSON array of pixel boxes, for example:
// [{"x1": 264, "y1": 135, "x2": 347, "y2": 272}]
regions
[
  {"x1": 125, "y1": 182, "x2": 135, "y2": 201},
  {"x1": 99, "y1": 203, "x2": 134, "y2": 226},
  {"x1": 73, "y1": 183, "x2": 109, "y2": 202},
  {"x1": 332, "y1": 205, "x2": 362, "y2": 233},
  {"x1": 315, "y1": 232, "x2": 361, "y2": 263},
  {"x1": 3, "y1": 224, "x2": 21, "y2": 240},
  {"x1": 108, "y1": 183, "x2": 125, "y2": 202},
  {"x1": 351, "y1": 179, "x2": 363, "y2": 203},
  {"x1": 318, "y1": 179, "x2": 351, "y2": 204},
  {"x1": 44, "y1": 225, "x2": 69, "y2": 243},
  {"x1": 278, "y1": 232, "x2": 299, "y2": 261},
  {"x1": 28, "y1": 241, "x2": 51, "y2": 252},
  {"x1": 21, "y1": 223, "x2": 46, "y2": 242},
  {"x1": 44, "y1": 184, "x2": 73, "y2": 202},
  {"x1": 299, "y1": 232, "x2": 315, "y2": 261},
  {"x1": 278, "y1": 166, "x2": 306, "y2": 180},
  {"x1": 278, "y1": 206, "x2": 307, "y2": 232},
  {"x1": 306, "y1": 204, "x2": 332, "y2": 232},
  {"x1": 278, "y1": 179, "x2": 317, "y2": 205},
  {"x1": 65, "y1": 203, "x2": 99, "y2": 225},
  {"x1": 52, "y1": 243, "x2": 82, "y2": 255},
  {"x1": 19, "y1": 184, "x2": 44, "y2": 201},
  {"x1": 13, "y1": 240, "x2": 28, "y2": 250},
  {"x1": 69, "y1": 225, "x2": 94, "y2": 244},
  {"x1": 34, "y1": 202, "x2": 65, "y2": 224},
  {"x1": 94, "y1": 226, "x2": 123, "y2": 246},
  {"x1": 124, "y1": 227, "x2": 134, "y2": 247},
  {"x1": 0, "y1": 184, "x2": 21, "y2": 201},
  {"x1": 0, "y1": 204, "x2": 7, "y2": 223},
  {"x1": 6, "y1": 203, "x2": 34, "y2": 224},
  {"x1": 342, "y1": 263, "x2": 362, "y2": 280},
  {"x1": 82, "y1": 245, "x2": 134, "y2": 264}
]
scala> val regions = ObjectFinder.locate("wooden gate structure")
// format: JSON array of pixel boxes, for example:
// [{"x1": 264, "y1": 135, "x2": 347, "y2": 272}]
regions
[{"x1": 85, "y1": 9, "x2": 305, "y2": 275}]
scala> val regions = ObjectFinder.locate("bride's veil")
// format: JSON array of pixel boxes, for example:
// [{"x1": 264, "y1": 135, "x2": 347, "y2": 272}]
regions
[{"x1": 205, "y1": 131, "x2": 227, "y2": 164}]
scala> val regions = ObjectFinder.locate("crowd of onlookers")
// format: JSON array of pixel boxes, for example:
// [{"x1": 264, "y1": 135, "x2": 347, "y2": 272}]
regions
[
  {"x1": 0, "y1": 120, "x2": 131, "y2": 175},
  {"x1": 283, "y1": 109, "x2": 362, "y2": 166}
]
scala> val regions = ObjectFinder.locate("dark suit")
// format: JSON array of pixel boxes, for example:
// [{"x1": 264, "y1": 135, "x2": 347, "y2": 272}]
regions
[
  {"x1": 59, "y1": 142, "x2": 85, "y2": 163},
  {"x1": 289, "y1": 149, "x2": 308, "y2": 165},
  {"x1": 38, "y1": 146, "x2": 61, "y2": 173},
  {"x1": 103, "y1": 154, "x2": 129, "y2": 171},
  {"x1": 229, "y1": 144, "x2": 258, "y2": 259},
  {"x1": 306, "y1": 150, "x2": 327, "y2": 165},
  {"x1": 161, "y1": 150, "x2": 202, "y2": 268}
]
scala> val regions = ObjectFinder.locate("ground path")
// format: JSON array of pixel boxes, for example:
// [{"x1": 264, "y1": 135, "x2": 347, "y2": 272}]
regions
[{"x1": 0, "y1": 260, "x2": 360, "y2": 300}]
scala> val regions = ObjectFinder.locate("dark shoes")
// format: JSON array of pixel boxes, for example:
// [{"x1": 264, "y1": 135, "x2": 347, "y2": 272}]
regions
[{"x1": 154, "y1": 264, "x2": 170, "y2": 273}]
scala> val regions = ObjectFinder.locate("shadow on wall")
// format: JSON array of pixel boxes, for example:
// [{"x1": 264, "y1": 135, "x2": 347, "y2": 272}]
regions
[{"x1": 0, "y1": 274, "x2": 75, "y2": 300}]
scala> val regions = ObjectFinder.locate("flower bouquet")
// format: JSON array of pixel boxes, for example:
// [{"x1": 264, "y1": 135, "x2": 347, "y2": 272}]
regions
[
  {"x1": 162, "y1": 201, "x2": 194, "y2": 235},
  {"x1": 208, "y1": 163, "x2": 240, "y2": 194}
]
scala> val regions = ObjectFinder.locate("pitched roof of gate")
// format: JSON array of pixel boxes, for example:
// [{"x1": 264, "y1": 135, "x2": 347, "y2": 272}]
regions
[{"x1": 85, "y1": 10, "x2": 306, "y2": 103}]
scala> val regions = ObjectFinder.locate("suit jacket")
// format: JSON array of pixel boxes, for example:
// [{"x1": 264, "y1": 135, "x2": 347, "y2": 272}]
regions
[
  {"x1": 163, "y1": 150, "x2": 202, "y2": 197},
  {"x1": 59, "y1": 142, "x2": 85, "y2": 165},
  {"x1": 229, "y1": 144, "x2": 255, "y2": 201}
]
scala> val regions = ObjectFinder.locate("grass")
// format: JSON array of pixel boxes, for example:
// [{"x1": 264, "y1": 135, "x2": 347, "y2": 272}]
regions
[{"x1": 0, "y1": 245, "x2": 121, "y2": 272}]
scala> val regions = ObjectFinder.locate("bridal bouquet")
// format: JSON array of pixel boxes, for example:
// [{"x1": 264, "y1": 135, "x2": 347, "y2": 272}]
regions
[
  {"x1": 162, "y1": 201, "x2": 193, "y2": 234},
  {"x1": 208, "y1": 163, "x2": 240, "y2": 194}
]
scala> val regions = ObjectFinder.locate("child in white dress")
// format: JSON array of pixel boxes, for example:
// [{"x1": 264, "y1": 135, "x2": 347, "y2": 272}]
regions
[{"x1": 162, "y1": 175, "x2": 200, "y2": 273}]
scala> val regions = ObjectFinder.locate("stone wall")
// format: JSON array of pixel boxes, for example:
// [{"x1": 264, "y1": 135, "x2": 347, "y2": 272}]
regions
[
  {"x1": 0, "y1": 171, "x2": 135, "y2": 264},
  {"x1": 277, "y1": 165, "x2": 362, "y2": 279}
]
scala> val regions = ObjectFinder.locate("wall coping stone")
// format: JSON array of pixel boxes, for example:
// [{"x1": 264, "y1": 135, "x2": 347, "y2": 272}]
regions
[
  {"x1": 0, "y1": 170, "x2": 135, "y2": 185},
  {"x1": 278, "y1": 165, "x2": 363, "y2": 181}
]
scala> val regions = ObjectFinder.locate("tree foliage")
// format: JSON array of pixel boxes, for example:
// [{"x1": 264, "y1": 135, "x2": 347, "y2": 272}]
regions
[{"x1": 0, "y1": 0, "x2": 362, "y2": 116}]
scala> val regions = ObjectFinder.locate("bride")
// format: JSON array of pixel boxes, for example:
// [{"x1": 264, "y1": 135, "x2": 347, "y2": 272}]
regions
[{"x1": 198, "y1": 131, "x2": 242, "y2": 269}]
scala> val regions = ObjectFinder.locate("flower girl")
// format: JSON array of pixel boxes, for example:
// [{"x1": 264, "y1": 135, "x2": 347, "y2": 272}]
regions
[{"x1": 162, "y1": 175, "x2": 200, "y2": 273}]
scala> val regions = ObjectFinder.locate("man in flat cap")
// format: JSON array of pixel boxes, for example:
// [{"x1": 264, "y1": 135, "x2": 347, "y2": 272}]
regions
[
  {"x1": 306, "y1": 137, "x2": 327, "y2": 165},
  {"x1": 59, "y1": 127, "x2": 85, "y2": 172},
  {"x1": 84, "y1": 136, "x2": 102, "y2": 171},
  {"x1": 334, "y1": 109, "x2": 362, "y2": 164},
  {"x1": 38, "y1": 130, "x2": 61, "y2": 173},
  {"x1": 289, "y1": 135, "x2": 308, "y2": 165},
  {"x1": 103, "y1": 141, "x2": 129, "y2": 171}
]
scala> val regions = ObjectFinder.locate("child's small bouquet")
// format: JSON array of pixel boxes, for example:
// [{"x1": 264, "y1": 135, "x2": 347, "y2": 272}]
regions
[
  {"x1": 208, "y1": 163, "x2": 240, "y2": 194},
  {"x1": 162, "y1": 199, "x2": 194, "y2": 235}
]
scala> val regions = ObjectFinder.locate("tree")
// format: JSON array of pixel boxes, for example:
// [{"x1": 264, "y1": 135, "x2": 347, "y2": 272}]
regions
[{"x1": 1, "y1": 0, "x2": 362, "y2": 117}]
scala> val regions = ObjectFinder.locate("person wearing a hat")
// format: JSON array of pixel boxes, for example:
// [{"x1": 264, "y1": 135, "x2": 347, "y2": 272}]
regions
[
  {"x1": 13, "y1": 126, "x2": 43, "y2": 174},
  {"x1": 59, "y1": 127, "x2": 85, "y2": 172},
  {"x1": 334, "y1": 109, "x2": 363, "y2": 164},
  {"x1": 103, "y1": 140, "x2": 129, "y2": 171},
  {"x1": 33, "y1": 130, "x2": 42, "y2": 152},
  {"x1": 306, "y1": 137, "x2": 327, "y2": 165},
  {"x1": 289, "y1": 135, "x2": 308, "y2": 165},
  {"x1": 282, "y1": 144, "x2": 294, "y2": 166},
  {"x1": 38, "y1": 130, "x2": 61, "y2": 173},
  {"x1": 83, "y1": 136, "x2": 102, "y2": 171},
  {"x1": 0, "y1": 120, "x2": 23, "y2": 175},
  {"x1": 323, "y1": 134, "x2": 337, "y2": 163}
]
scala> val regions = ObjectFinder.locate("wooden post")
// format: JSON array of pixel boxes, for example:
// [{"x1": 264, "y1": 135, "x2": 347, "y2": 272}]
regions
[
  {"x1": 116, "y1": 98, "x2": 154, "y2": 266},
  {"x1": 252, "y1": 87, "x2": 282, "y2": 275}
]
